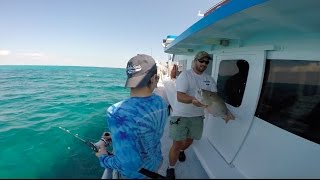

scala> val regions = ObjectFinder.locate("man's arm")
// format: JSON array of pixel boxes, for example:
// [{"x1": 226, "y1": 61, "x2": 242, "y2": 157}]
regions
[
  {"x1": 177, "y1": 91, "x2": 193, "y2": 104},
  {"x1": 96, "y1": 112, "x2": 143, "y2": 175},
  {"x1": 177, "y1": 91, "x2": 205, "y2": 107}
]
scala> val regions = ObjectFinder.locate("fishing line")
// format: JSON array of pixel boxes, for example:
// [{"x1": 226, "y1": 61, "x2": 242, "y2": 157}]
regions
[
  {"x1": 58, "y1": 127, "x2": 164, "y2": 179},
  {"x1": 58, "y1": 126, "x2": 113, "y2": 157},
  {"x1": 57, "y1": 127, "x2": 97, "y2": 170},
  {"x1": 58, "y1": 126, "x2": 101, "y2": 152},
  {"x1": 58, "y1": 126, "x2": 114, "y2": 172}
]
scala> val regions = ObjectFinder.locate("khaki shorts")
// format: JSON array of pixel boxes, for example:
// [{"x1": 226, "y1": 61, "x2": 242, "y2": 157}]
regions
[{"x1": 169, "y1": 116, "x2": 204, "y2": 141}]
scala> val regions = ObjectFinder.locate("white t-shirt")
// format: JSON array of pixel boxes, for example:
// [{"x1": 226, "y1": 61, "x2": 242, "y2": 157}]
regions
[{"x1": 172, "y1": 69, "x2": 217, "y2": 117}]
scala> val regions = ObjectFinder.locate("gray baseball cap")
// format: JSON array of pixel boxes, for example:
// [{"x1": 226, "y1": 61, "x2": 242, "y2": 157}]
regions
[
  {"x1": 194, "y1": 51, "x2": 212, "y2": 60},
  {"x1": 125, "y1": 54, "x2": 157, "y2": 88}
]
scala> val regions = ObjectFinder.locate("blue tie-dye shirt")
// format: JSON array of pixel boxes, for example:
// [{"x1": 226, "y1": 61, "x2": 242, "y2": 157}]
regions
[{"x1": 98, "y1": 93, "x2": 168, "y2": 179}]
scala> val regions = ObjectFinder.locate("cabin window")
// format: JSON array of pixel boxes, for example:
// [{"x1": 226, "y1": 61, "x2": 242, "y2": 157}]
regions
[
  {"x1": 255, "y1": 60, "x2": 320, "y2": 144},
  {"x1": 217, "y1": 60, "x2": 249, "y2": 107}
]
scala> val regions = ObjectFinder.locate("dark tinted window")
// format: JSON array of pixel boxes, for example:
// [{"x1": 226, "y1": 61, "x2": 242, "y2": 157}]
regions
[
  {"x1": 217, "y1": 60, "x2": 249, "y2": 107},
  {"x1": 255, "y1": 60, "x2": 320, "y2": 144}
]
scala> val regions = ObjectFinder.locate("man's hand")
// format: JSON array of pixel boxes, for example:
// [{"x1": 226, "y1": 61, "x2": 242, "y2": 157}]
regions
[
  {"x1": 192, "y1": 98, "x2": 207, "y2": 107},
  {"x1": 95, "y1": 147, "x2": 108, "y2": 158},
  {"x1": 95, "y1": 131, "x2": 113, "y2": 157},
  {"x1": 95, "y1": 132, "x2": 112, "y2": 157}
]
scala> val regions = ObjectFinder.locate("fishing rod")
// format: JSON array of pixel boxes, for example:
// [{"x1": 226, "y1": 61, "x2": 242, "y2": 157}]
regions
[
  {"x1": 58, "y1": 126, "x2": 110, "y2": 153},
  {"x1": 58, "y1": 127, "x2": 165, "y2": 179}
]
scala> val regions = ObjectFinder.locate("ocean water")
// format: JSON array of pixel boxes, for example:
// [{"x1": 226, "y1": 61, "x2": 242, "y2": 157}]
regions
[{"x1": 0, "y1": 65, "x2": 129, "y2": 179}]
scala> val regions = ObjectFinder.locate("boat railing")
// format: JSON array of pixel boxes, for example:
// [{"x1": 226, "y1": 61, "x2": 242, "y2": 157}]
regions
[{"x1": 204, "y1": 0, "x2": 230, "y2": 16}]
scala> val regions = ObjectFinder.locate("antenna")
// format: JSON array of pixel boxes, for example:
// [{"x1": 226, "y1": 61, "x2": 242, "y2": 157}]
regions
[{"x1": 197, "y1": 10, "x2": 204, "y2": 17}]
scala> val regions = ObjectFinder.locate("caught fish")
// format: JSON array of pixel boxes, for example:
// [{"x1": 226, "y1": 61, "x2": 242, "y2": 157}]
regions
[{"x1": 195, "y1": 88, "x2": 234, "y2": 121}]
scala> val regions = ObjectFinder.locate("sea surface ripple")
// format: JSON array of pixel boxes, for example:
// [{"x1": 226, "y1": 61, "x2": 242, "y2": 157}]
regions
[{"x1": 0, "y1": 65, "x2": 129, "y2": 178}]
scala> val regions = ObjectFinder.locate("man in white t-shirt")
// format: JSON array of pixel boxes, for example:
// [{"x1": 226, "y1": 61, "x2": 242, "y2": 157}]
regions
[{"x1": 166, "y1": 51, "x2": 233, "y2": 179}]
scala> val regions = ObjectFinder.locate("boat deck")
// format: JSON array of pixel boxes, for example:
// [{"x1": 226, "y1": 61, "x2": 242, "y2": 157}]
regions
[{"x1": 158, "y1": 118, "x2": 209, "y2": 179}]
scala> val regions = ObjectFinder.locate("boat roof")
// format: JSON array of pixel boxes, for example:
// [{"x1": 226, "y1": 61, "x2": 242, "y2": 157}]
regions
[{"x1": 164, "y1": 0, "x2": 320, "y2": 54}]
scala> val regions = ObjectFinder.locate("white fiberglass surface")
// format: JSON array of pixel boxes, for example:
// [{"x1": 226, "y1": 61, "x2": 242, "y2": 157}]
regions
[{"x1": 203, "y1": 51, "x2": 266, "y2": 164}]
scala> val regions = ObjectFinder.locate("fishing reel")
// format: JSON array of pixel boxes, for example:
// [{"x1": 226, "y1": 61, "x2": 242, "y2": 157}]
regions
[{"x1": 94, "y1": 132, "x2": 113, "y2": 155}]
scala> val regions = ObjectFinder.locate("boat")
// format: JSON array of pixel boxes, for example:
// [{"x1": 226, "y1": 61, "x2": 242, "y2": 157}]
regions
[
  {"x1": 101, "y1": 0, "x2": 319, "y2": 178},
  {"x1": 160, "y1": 0, "x2": 320, "y2": 178},
  {"x1": 162, "y1": 35, "x2": 178, "y2": 48}
]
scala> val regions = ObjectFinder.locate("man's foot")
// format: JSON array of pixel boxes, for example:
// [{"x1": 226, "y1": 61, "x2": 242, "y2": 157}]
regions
[
  {"x1": 166, "y1": 168, "x2": 175, "y2": 179},
  {"x1": 178, "y1": 151, "x2": 186, "y2": 162}
]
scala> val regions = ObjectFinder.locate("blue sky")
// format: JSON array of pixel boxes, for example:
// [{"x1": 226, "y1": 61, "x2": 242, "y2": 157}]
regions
[{"x1": 0, "y1": 0, "x2": 219, "y2": 68}]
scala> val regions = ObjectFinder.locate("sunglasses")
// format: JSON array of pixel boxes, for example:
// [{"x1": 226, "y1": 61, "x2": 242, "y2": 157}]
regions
[{"x1": 198, "y1": 60, "x2": 210, "y2": 65}]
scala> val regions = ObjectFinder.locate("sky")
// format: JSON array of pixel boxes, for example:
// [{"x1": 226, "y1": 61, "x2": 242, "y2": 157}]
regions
[{"x1": 0, "y1": 0, "x2": 220, "y2": 68}]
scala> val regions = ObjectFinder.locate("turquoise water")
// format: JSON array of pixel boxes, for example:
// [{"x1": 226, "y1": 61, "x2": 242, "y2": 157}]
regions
[{"x1": 0, "y1": 65, "x2": 129, "y2": 178}]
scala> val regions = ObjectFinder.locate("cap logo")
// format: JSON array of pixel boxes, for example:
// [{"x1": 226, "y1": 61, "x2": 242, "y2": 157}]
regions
[{"x1": 127, "y1": 64, "x2": 142, "y2": 74}]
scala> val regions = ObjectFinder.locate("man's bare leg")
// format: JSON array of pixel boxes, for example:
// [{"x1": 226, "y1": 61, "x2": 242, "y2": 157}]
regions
[{"x1": 169, "y1": 140, "x2": 184, "y2": 166}]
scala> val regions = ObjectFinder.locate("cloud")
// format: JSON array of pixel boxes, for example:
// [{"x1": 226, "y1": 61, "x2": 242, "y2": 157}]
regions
[
  {"x1": 20, "y1": 53, "x2": 45, "y2": 57},
  {"x1": 13, "y1": 52, "x2": 48, "y2": 61},
  {"x1": 0, "y1": 50, "x2": 46, "y2": 58},
  {"x1": 0, "y1": 49, "x2": 10, "y2": 56}
]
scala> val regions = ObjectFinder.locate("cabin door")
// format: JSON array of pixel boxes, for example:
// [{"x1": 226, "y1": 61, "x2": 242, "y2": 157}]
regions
[{"x1": 203, "y1": 51, "x2": 266, "y2": 164}]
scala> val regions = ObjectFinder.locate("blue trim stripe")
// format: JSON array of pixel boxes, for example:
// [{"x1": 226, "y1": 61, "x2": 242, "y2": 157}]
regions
[
  {"x1": 165, "y1": 0, "x2": 269, "y2": 52},
  {"x1": 167, "y1": 35, "x2": 177, "y2": 39}
]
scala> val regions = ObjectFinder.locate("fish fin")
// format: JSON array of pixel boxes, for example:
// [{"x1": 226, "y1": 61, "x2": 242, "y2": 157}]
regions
[
  {"x1": 223, "y1": 111, "x2": 236, "y2": 123},
  {"x1": 226, "y1": 109, "x2": 235, "y2": 120}
]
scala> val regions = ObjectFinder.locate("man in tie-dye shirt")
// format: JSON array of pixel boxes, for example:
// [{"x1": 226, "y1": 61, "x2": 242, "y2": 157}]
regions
[{"x1": 95, "y1": 54, "x2": 168, "y2": 179}]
